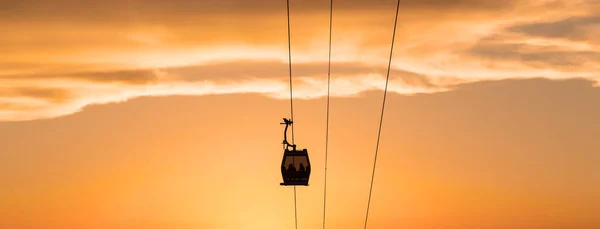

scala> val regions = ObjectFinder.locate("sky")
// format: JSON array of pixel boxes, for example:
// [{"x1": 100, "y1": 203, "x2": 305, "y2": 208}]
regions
[{"x1": 0, "y1": 0, "x2": 599, "y2": 228}]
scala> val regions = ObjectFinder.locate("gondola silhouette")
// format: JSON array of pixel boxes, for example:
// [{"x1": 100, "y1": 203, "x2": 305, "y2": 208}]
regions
[{"x1": 279, "y1": 118, "x2": 311, "y2": 186}]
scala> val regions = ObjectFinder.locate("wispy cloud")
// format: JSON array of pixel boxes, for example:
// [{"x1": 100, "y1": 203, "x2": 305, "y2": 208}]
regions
[{"x1": 0, "y1": 0, "x2": 598, "y2": 121}]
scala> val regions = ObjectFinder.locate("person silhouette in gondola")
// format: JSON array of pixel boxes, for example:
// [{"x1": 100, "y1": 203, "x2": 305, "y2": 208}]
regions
[
  {"x1": 287, "y1": 163, "x2": 296, "y2": 172},
  {"x1": 299, "y1": 163, "x2": 305, "y2": 172}
]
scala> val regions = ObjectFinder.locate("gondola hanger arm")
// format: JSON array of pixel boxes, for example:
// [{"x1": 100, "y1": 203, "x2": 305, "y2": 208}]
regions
[{"x1": 281, "y1": 118, "x2": 296, "y2": 151}]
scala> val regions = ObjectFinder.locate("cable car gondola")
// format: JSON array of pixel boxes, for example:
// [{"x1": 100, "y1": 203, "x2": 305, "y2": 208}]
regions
[{"x1": 280, "y1": 118, "x2": 311, "y2": 186}]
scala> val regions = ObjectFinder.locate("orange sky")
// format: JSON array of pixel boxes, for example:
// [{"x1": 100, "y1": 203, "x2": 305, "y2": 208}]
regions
[{"x1": 1, "y1": 0, "x2": 599, "y2": 229}]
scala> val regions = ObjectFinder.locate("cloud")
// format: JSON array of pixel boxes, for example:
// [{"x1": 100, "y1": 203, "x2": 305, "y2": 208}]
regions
[
  {"x1": 0, "y1": 60, "x2": 438, "y2": 85},
  {"x1": 0, "y1": 69, "x2": 161, "y2": 85},
  {"x1": 0, "y1": 60, "x2": 445, "y2": 121},
  {"x1": 460, "y1": 13, "x2": 600, "y2": 76},
  {"x1": 1, "y1": 0, "x2": 599, "y2": 121},
  {"x1": 0, "y1": 87, "x2": 71, "y2": 103},
  {"x1": 167, "y1": 60, "x2": 435, "y2": 86},
  {"x1": 1, "y1": 0, "x2": 519, "y2": 22},
  {"x1": 467, "y1": 39, "x2": 600, "y2": 70},
  {"x1": 507, "y1": 15, "x2": 600, "y2": 42}
]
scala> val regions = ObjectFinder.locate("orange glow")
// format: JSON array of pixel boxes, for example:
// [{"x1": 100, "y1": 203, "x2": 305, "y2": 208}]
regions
[{"x1": 1, "y1": 0, "x2": 599, "y2": 229}]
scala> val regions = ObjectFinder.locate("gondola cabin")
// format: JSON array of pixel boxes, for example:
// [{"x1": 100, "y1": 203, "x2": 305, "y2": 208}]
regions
[{"x1": 280, "y1": 148, "x2": 311, "y2": 186}]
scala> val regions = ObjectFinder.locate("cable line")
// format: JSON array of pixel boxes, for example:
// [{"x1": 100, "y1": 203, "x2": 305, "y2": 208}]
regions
[
  {"x1": 286, "y1": 1, "x2": 295, "y2": 145},
  {"x1": 285, "y1": 0, "x2": 298, "y2": 229},
  {"x1": 363, "y1": 0, "x2": 401, "y2": 229},
  {"x1": 322, "y1": 0, "x2": 333, "y2": 229}
]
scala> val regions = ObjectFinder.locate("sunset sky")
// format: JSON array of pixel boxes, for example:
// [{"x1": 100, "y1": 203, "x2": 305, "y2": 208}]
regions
[{"x1": 1, "y1": 0, "x2": 600, "y2": 228}]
